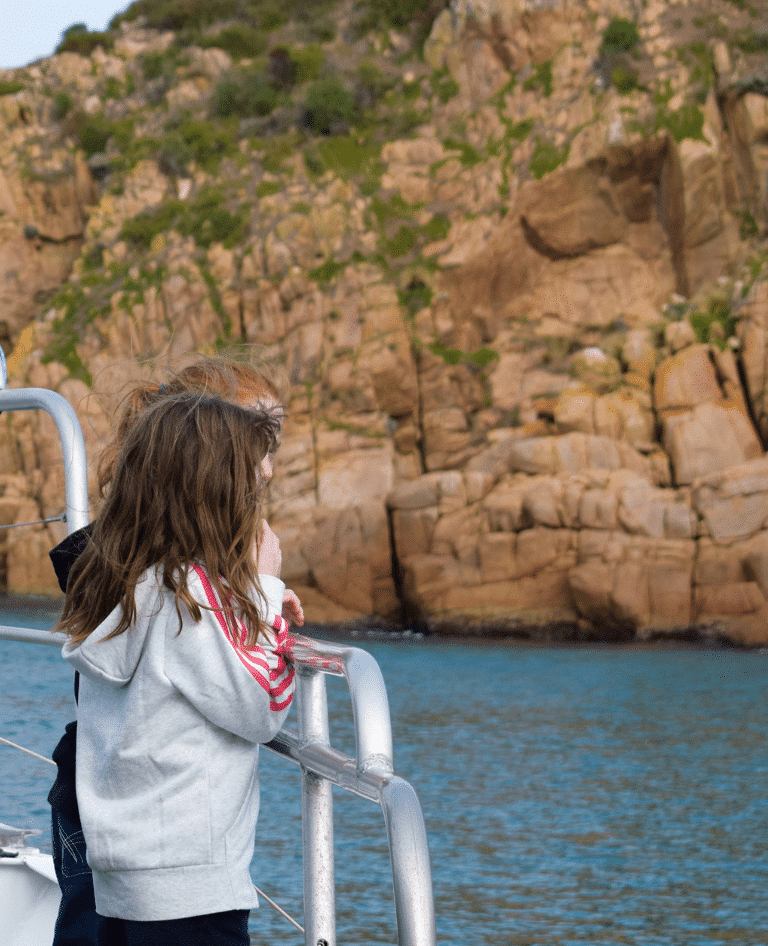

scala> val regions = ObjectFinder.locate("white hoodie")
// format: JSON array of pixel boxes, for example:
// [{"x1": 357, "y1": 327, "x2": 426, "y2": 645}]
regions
[{"x1": 62, "y1": 564, "x2": 294, "y2": 921}]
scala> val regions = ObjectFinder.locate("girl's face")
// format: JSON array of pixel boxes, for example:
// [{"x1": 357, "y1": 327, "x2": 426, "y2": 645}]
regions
[{"x1": 244, "y1": 394, "x2": 282, "y2": 485}]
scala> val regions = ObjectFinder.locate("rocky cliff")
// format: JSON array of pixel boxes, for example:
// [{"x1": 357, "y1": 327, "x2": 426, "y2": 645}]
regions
[{"x1": 1, "y1": 0, "x2": 768, "y2": 644}]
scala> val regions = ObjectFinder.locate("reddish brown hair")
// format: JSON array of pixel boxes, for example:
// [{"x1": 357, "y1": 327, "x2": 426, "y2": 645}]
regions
[{"x1": 97, "y1": 353, "x2": 285, "y2": 495}]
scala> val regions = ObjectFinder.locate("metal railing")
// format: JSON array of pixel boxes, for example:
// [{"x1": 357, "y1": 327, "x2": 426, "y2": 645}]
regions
[{"x1": 0, "y1": 383, "x2": 437, "y2": 946}]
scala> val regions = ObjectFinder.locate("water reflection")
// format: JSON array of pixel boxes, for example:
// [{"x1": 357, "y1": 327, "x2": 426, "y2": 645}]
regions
[{"x1": 1, "y1": 608, "x2": 767, "y2": 945}]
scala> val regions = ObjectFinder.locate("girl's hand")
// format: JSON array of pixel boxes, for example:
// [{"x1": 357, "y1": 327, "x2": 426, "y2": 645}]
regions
[
  {"x1": 257, "y1": 520, "x2": 282, "y2": 577},
  {"x1": 282, "y1": 589, "x2": 304, "y2": 626}
]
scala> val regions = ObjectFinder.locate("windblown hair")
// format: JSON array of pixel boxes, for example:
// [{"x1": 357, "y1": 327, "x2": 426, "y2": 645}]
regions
[
  {"x1": 97, "y1": 352, "x2": 285, "y2": 495},
  {"x1": 57, "y1": 393, "x2": 281, "y2": 646}
]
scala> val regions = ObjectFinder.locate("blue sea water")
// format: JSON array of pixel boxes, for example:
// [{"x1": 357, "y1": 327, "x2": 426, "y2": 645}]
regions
[{"x1": 1, "y1": 597, "x2": 767, "y2": 946}]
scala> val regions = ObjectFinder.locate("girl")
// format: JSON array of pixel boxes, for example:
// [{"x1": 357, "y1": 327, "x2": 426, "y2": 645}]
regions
[
  {"x1": 49, "y1": 355, "x2": 303, "y2": 946},
  {"x1": 56, "y1": 393, "x2": 295, "y2": 946}
]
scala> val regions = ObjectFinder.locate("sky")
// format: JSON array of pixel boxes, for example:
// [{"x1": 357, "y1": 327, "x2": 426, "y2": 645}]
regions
[{"x1": 2, "y1": 1, "x2": 131, "y2": 70}]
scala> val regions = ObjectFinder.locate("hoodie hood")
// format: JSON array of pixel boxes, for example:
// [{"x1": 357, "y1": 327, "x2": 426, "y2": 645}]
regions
[{"x1": 62, "y1": 571, "x2": 162, "y2": 688}]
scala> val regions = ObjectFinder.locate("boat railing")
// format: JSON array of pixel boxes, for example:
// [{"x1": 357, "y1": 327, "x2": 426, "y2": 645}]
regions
[{"x1": 0, "y1": 381, "x2": 436, "y2": 946}]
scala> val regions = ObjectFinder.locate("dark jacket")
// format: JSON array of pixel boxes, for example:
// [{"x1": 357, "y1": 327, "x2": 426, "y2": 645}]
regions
[{"x1": 47, "y1": 525, "x2": 91, "y2": 820}]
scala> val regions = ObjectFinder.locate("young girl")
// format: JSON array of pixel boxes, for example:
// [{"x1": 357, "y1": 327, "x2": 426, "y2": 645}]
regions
[
  {"x1": 56, "y1": 393, "x2": 295, "y2": 946},
  {"x1": 49, "y1": 355, "x2": 303, "y2": 946}
]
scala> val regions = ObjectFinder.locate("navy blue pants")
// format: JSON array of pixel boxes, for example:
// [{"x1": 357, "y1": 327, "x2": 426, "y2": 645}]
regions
[
  {"x1": 105, "y1": 911, "x2": 250, "y2": 945},
  {"x1": 51, "y1": 809, "x2": 250, "y2": 945},
  {"x1": 51, "y1": 808, "x2": 110, "y2": 946}
]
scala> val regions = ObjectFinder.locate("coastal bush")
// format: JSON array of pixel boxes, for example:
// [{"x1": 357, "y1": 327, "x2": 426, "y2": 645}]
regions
[
  {"x1": 52, "y1": 91, "x2": 72, "y2": 119},
  {"x1": 355, "y1": 0, "x2": 448, "y2": 41},
  {"x1": 430, "y1": 69, "x2": 460, "y2": 104},
  {"x1": 611, "y1": 65, "x2": 639, "y2": 94},
  {"x1": 0, "y1": 81, "x2": 25, "y2": 96},
  {"x1": 443, "y1": 137, "x2": 482, "y2": 167},
  {"x1": 529, "y1": 138, "x2": 569, "y2": 179},
  {"x1": 259, "y1": 5, "x2": 286, "y2": 30},
  {"x1": 200, "y1": 24, "x2": 268, "y2": 58},
  {"x1": 601, "y1": 18, "x2": 640, "y2": 53},
  {"x1": 422, "y1": 213, "x2": 450, "y2": 242},
  {"x1": 55, "y1": 23, "x2": 115, "y2": 56},
  {"x1": 113, "y1": 0, "x2": 237, "y2": 31},
  {"x1": 733, "y1": 29, "x2": 768, "y2": 54},
  {"x1": 688, "y1": 297, "x2": 737, "y2": 349},
  {"x1": 384, "y1": 224, "x2": 417, "y2": 257},
  {"x1": 523, "y1": 60, "x2": 553, "y2": 97},
  {"x1": 399, "y1": 278, "x2": 432, "y2": 315},
  {"x1": 141, "y1": 52, "x2": 166, "y2": 82},
  {"x1": 120, "y1": 186, "x2": 248, "y2": 250},
  {"x1": 303, "y1": 80, "x2": 355, "y2": 135},
  {"x1": 317, "y1": 135, "x2": 382, "y2": 181},
  {"x1": 66, "y1": 112, "x2": 134, "y2": 158},
  {"x1": 290, "y1": 45, "x2": 325, "y2": 84},
  {"x1": 653, "y1": 101, "x2": 707, "y2": 143},
  {"x1": 164, "y1": 115, "x2": 238, "y2": 171},
  {"x1": 212, "y1": 69, "x2": 277, "y2": 118}
]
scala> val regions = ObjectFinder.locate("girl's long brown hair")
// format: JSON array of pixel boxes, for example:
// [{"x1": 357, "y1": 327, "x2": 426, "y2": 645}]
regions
[{"x1": 57, "y1": 394, "x2": 281, "y2": 646}]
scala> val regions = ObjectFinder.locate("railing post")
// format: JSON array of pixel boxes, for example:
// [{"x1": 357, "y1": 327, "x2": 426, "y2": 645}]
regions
[
  {"x1": 381, "y1": 777, "x2": 437, "y2": 946},
  {"x1": 298, "y1": 668, "x2": 336, "y2": 946}
]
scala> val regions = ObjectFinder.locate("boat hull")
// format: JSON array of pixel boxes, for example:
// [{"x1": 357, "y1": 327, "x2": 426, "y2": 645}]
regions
[{"x1": 0, "y1": 852, "x2": 60, "y2": 946}]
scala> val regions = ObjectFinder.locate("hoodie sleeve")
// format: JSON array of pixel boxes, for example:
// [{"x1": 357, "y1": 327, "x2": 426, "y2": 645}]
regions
[{"x1": 162, "y1": 565, "x2": 295, "y2": 744}]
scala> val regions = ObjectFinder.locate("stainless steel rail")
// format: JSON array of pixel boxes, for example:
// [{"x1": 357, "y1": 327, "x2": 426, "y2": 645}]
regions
[
  {"x1": 266, "y1": 636, "x2": 436, "y2": 946},
  {"x1": 0, "y1": 387, "x2": 89, "y2": 535},
  {"x1": 0, "y1": 385, "x2": 437, "y2": 946}
]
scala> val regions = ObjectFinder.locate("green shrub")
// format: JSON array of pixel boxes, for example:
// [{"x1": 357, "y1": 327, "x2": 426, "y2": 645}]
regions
[
  {"x1": 116, "y1": 0, "x2": 237, "y2": 31},
  {"x1": 164, "y1": 115, "x2": 238, "y2": 171},
  {"x1": 212, "y1": 70, "x2": 278, "y2": 118},
  {"x1": 523, "y1": 60, "x2": 553, "y2": 97},
  {"x1": 507, "y1": 118, "x2": 534, "y2": 142},
  {"x1": 304, "y1": 80, "x2": 355, "y2": 135},
  {"x1": 529, "y1": 139, "x2": 569, "y2": 179},
  {"x1": 611, "y1": 66, "x2": 639, "y2": 94},
  {"x1": 443, "y1": 137, "x2": 482, "y2": 167},
  {"x1": 309, "y1": 259, "x2": 345, "y2": 283},
  {"x1": 422, "y1": 213, "x2": 450, "y2": 242},
  {"x1": 601, "y1": 18, "x2": 640, "y2": 53},
  {"x1": 399, "y1": 279, "x2": 433, "y2": 315},
  {"x1": 104, "y1": 77, "x2": 123, "y2": 99},
  {"x1": 52, "y1": 91, "x2": 72, "y2": 119},
  {"x1": 688, "y1": 297, "x2": 737, "y2": 349},
  {"x1": 317, "y1": 135, "x2": 381, "y2": 178},
  {"x1": 67, "y1": 112, "x2": 134, "y2": 157},
  {"x1": 56, "y1": 23, "x2": 114, "y2": 56},
  {"x1": 431, "y1": 69, "x2": 459, "y2": 104},
  {"x1": 199, "y1": 25, "x2": 267, "y2": 59},
  {"x1": 183, "y1": 188, "x2": 248, "y2": 248},
  {"x1": 259, "y1": 5, "x2": 286, "y2": 30},
  {"x1": 733, "y1": 29, "x2": 768, "y2": 54},
  {"x1": 384, "y1": 224, "x2": 417, "y2": 257},
  {"x1": 120, "y1": 201, "x2": 184, "y2": 249},
  {"x1": 256, "y1": 180, "x2": 281, "y2": 198},
  {"x1": 120, "y1": 187, "x2": 248, "y2": 251},
  {"x1": 736, "y1": 209, "x2": 759, "y2": 240},
  {"x1": 142, "y1": 52, "x2": 167, "y2": 81},
  {"x1": 654, "y1": 102, "x2": 707, "y2": 143},
  {"x1": 0, "y1": 81, "x2": 25, "y2": 96},
  {"x1": 357, "y1": 0, "x2": 443, "y2": 31},
  {"x1": 290, "y1": 45, "x2": 325, "y2": 84}
]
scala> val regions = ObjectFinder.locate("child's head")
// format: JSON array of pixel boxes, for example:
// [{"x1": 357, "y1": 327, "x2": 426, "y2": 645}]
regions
[
  {"x1": 60, "y1": 393, "x2": 281, "y2": 645},
  {"x1": 97, "y1": 352, "x2": 285, "y2": 495},
  {"x1": 112, "y1": 392, "x2": 280, "y2": 563}
]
